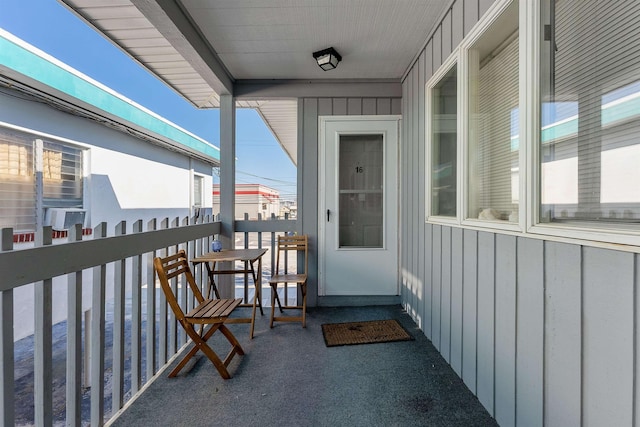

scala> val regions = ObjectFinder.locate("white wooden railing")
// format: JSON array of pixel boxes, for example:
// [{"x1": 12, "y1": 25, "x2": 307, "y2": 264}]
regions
[{"x1": 0, "y1": 214, "x2": 295, "y2": 426}]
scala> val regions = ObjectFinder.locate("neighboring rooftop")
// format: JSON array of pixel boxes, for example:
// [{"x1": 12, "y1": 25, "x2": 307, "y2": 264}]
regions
[{"x1": 0, "y1": 28, "x2": 220, "y2": 164}]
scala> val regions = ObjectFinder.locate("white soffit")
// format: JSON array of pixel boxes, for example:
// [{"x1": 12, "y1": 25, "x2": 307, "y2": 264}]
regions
[
  {"x1": 59, "y1": 0, "x2": 223, "y2": 108},
  {"x1": 254, "y1": 100, "x2": 298, "y2": 166}
]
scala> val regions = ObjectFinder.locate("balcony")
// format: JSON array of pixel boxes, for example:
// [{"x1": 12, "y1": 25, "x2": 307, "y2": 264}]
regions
[{"x1": 0, "y1": 216, "x2": 494, "y2": 426}]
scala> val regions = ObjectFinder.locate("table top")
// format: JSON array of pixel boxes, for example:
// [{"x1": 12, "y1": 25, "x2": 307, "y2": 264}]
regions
[{"x1": 191, "y1": 248, "x2": 268, "y2": 263}]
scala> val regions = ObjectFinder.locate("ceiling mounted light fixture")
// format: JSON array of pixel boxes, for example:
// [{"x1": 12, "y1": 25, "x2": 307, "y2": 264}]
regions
[{"x1": 313, "y1": 47, "x2": 342, "y2": 71}]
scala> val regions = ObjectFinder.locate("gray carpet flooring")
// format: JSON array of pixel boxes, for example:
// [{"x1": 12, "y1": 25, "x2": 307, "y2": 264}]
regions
[{"x1": 109, "y1": 305, "x2": 497, "y2": 427}]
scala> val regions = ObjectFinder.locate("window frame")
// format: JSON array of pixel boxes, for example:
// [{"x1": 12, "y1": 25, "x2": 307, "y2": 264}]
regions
[
  {"x1": 424, "y1": 0, "x2": 640, "y2": 248},
  {"x1": 425, "y1": 51, "x2": 461, "y2": 225},
  {"x1": 0, "y1": 122, "x2": 89, "y2": 231},
  {"x1": 527, "y1": 0, "x2": 640, "y2": 247}
]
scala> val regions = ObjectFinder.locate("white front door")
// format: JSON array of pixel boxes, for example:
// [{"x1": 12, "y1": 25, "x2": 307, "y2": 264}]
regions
[{"x1": 319, "y1": 116, "x2": 400, "y2": 296}]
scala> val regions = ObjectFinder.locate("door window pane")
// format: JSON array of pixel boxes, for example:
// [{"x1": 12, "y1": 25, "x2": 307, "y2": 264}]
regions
[
  {"x1": 431, "y1": 65, "x2": 457, "y2": 217},
  {"x1": 339, "y1": 134, "x2": 383, "y2": 248}
]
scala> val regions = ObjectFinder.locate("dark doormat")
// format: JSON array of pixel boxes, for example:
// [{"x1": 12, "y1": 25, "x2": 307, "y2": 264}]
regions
[{"x1": 321, "y1": 319, "x2": 414, "y2": 347}]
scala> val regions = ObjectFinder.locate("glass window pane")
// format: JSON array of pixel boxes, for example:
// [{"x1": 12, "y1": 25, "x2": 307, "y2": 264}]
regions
[
  {"x1": 338, "y1": 134, "x2": 383, "y2": 248},
  {"x1": 431, "y1": 65, "x2": 457, "y2": 217},
  {"x1": 43, "y1": 140, "x2": 83, "y2": 207},
  {"x1": 540, "y1": 0, "x2": 640, "y2": 224},
  {"x1": 467, "y1": 1, "x2": 519, "y2": 222},
  {"x1": 0, "y1": 129, "x2": 35, "y2": 231}
]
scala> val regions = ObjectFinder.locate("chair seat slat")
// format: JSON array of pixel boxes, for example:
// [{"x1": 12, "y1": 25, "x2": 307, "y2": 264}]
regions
[{"x1": 269, "y1": 273, "x2": 307, "y2": 284}]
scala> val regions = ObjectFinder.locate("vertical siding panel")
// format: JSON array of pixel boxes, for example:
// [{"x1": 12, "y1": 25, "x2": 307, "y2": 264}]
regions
[
  {"x1": 451, "y1": 227, "x2": 463, "y2": 376},
  {"x1": 362, "y1": 98, "x2": 377, "y2": 115},
  {"x1": 391, "y1": 98, "x2": 401, "y2": 115},
  {"x1": 432, "y1": 224, "x2": 442, "y2": 349},
  {"x1": 477, "y1": 231, "x2": 495, "y2": 415},
  {"x1": 332, "y1": 98, "x2": 347, "y2": 115},
  {"x1": 545, "y1": 242, "x2": 581, "y2": 427},
  {"x1": 462, "y1": 228, "x2": 478, "y2": 392},
  {"x1": 407, "y1": 72, "x2": 416, "y2": 319},
  {"x1": 318, "y1": 98, "x2": 333, "y2": 116},
  {"x1": 633, "y1": 254, "x2": 640, "y2": 425},
  {"x1": 441, "y1": 227, "x2": 452, "y2": 362},
  {"x1": 417, "y1": 52, "x2": 426, "y2": 328},
  {"x1": 424, "y1": 223, "x2": 433, "y2": 338},
  {"x1": 479, "y1": 0, "x2": 495, "y2": 18},
  {"x1": 583, "y1": 247, "x2": 634, "y2": 426},
  {"x1": 347, "y1": 98, "x2": 362, "y2": 115},
  {"x1": 495, "y1": 234, "x2": 517, "y2": 427},
  {"x1": 432, "y1": 25, "x2": 442, "y2": 70},
  {"x1": 452, "y1": 0, "x2": 464, "y2": 48},
  {"x1": 400, "y1": 83, "x2": 408, "y2": 312},
  {"x1": 441, "y1": 9, "x2": 453, "y2": 60},
  {"x1": 464, "y1": 0, "x2": 479, "y2": 36},
  {"x1": 377, "y1": 98, "x2": 391, "y2": 115},
  {"x1": 516, "y1": 238, "x2": 544, "y2": 427},
  {"x1": 412, "y1": 65, "x2": 420, "y2": 324},
  {"x1": 425, "y1": 40, "x2": 434, "y2": 83}
]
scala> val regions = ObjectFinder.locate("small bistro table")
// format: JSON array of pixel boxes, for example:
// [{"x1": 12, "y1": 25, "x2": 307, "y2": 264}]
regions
[{"x1": 191, "y1": 248, "x2": 268, "y2": 339}]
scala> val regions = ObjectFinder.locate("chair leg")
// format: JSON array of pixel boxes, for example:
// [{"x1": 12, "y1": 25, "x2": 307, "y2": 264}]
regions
[
  {"x1": 301, "y1": 282, "x2": 307, "y2": 328},
  {"x1": 269, "y1": 284, "x2": 276, "y2": 328},
  {"x1": 169, "y1": 323, "x2": 220, "y2": 378},
  {"x1": 170, "y1": 321, "x2": 243, "y2": 380}
]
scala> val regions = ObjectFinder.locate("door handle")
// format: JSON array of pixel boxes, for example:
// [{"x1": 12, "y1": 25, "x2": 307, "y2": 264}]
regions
[{"x1": 327, "y1": 209, "x2": 330, "y2": 222}]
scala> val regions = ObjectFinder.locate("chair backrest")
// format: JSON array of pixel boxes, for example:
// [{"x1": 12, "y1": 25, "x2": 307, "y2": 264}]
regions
[
  {"x1": 153, "y1": 249, "x2": 205, "y2": 321},
  {"x1": 274, "y1": 234, "x2": 308, "y2": 276}
]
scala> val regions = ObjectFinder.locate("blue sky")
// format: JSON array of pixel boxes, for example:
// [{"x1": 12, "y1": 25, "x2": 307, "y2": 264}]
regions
[{"x1": 0, "y1": 0, "x2": 297, "y2": 200}]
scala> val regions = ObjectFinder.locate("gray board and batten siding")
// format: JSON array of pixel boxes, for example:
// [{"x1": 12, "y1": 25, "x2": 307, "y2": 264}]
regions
[
  {"x1": 297, "y1": 97, "x2": 401, "y2": 308},
  {"x1": 402, "y1": 1, "x2": 639, "y2": 427}
]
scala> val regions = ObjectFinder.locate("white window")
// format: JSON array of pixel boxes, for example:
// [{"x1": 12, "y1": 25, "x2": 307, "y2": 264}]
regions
[
  {"x1": 428, "y1": 62, "x2": 458, "y2": 218},
  {"x1": 0, "y1": 127, "x2": 83, "y2": 231},
  {"x1": 539, "y1": 0, "x2": 640, "y2": 226},
  {"x1": 466, "y1": 0, "x2": 519, "y2": 224},
  {"x1": 193, "y1": 174, "x2": 203, "y2": 208}
]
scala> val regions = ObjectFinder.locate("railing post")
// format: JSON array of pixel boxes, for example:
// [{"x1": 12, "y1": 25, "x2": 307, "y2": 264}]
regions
[
  {"x1": 34, "y1": 225, "x2": 53, "y2": 427},
  {"x1": 66, "y1": 224, "x2": 83, "y2": 426},
  {"x1": 83, "y1": 309, "x2": 91, "y2": 388},
  {"x1": 168, "y1": 218, "x2": 178, "y2": 357},
  {"x1": 91, "y1": 222, "x2": 107, "y2": 427},
  {"x1": 146, "y1": 218, "x2": 157, "y2": 378},
  {"x1": 0, "y1": 228, "x2": 15, "y2": 426},
  {"x1": 131, "y1": 220, "x2": 143, "y2": 394},
  {"x1": 158, "y1": 218, "x2": 169, "y2": 365},
  {"x1": 243, "y1": 213, "x2": 249, "y2": 302},
  {"x1": 113, "y1": 221, "x2": 126, "y2": 412}
]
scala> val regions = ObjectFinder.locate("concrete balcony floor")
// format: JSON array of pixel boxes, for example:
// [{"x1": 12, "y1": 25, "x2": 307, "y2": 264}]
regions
[{"x1": 110, "y1": 305, "x2": 497, "y2": 427}]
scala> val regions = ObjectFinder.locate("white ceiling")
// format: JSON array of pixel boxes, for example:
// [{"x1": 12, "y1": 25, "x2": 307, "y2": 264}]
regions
[
  {"x1": 58, "y1": 0, "x2": 450, "y2": 164},
  {"x1": 182, "y1": 0, "x2": 448, "y2": 80}
]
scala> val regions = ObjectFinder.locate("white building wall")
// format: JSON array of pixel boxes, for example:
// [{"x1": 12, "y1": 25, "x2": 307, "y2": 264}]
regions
[{"x1": 1, "y1": 87, "x2": 214, "y2": 340}]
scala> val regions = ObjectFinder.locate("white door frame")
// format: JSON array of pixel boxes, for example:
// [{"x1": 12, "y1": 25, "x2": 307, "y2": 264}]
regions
[{"x1": 318, "y1": 115, "x2": 401, "y2": 296}]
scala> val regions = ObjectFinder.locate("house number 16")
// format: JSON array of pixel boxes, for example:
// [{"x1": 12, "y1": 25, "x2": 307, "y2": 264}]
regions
[{"x1": 355, "y1": 166, "x2": 363, "y2": 173}]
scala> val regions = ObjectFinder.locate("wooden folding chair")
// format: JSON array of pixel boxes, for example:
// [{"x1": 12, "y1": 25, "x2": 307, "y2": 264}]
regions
[
  {"x1": 269, "y1": 234, "x2": 308, "y2": 328},
  {"x1": 154, "y1": 249, "x2": 244, "y2": 379}
]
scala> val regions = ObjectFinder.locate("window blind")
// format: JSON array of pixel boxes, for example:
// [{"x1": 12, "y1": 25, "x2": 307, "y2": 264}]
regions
[
  {"x1": 0, "y1": 130, "x2": 35, "y2": 231},
  {"x1": 468, "y1": 31, "x2": 520, "y2": 221},
  {"x1": 541, "y1": 0, "x2": 640, "y2": 223}
]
